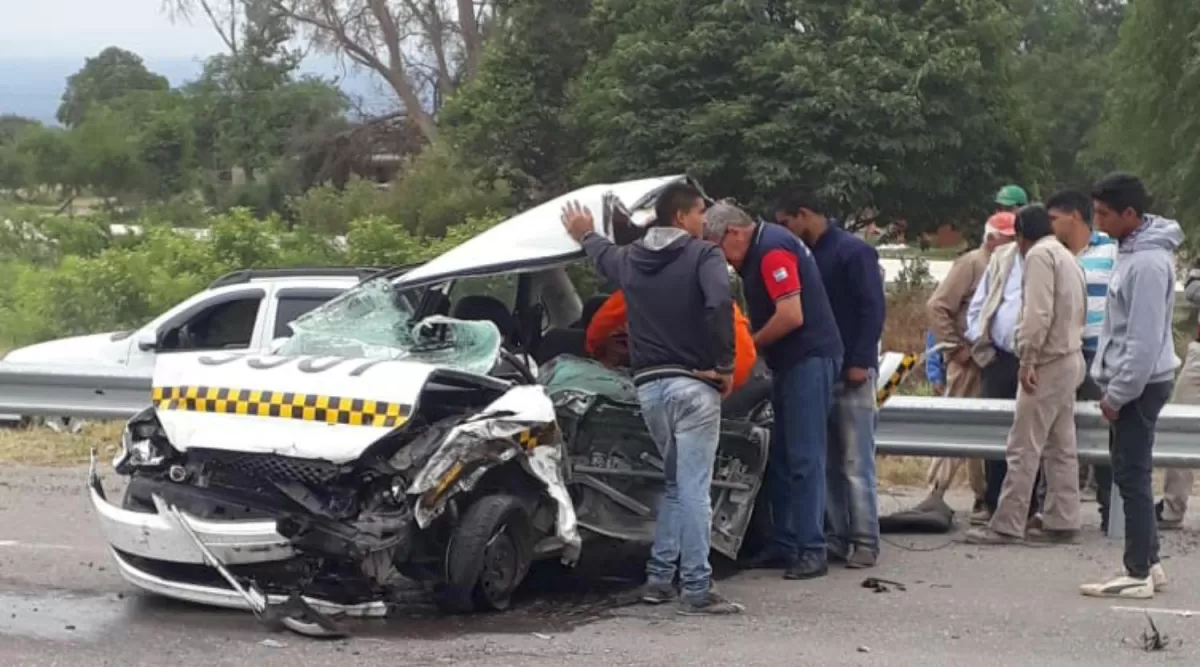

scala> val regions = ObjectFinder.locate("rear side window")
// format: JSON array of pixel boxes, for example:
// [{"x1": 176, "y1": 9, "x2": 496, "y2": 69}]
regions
[{"x1": 274, "y1": 294, "x2": 339, "y2": 338}]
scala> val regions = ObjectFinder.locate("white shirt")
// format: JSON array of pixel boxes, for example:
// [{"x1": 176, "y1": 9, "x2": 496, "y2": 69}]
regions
[{"x1": 966, "y1": 253, "x2": 1024, "y2": 354}]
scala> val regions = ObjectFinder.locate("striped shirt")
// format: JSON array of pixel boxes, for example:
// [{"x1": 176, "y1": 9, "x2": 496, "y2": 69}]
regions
[{"x1": 1078, "y1": 231, "x2": 1117, "y2": 352}]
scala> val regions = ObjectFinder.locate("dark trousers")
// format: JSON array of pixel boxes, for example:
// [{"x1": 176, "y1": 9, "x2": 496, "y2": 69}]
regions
[
  {"x1": 981, "y1": 349, "x2": 1041, "y2": 516},
  {"x1": 767, "y1": 356, "x2": 840, "y2": 560},
  {"x1": 1098, "y1": 381, "x2": 1172, "y2": 578}
]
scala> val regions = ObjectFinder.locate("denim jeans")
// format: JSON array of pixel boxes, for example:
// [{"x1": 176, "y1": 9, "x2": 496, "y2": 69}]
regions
[
  {"x1": 766, "y1": 356, "x2": 840, "y2": 561},
  {"x1": 637, "y1": 376, "x2": 722, "y2": 603},
  {"x1": 1106, "y1": 381, "x2": 1172, "y2": 579},
  {"x1": 827, "y1": 369, "x2": 880, "y2": 556}
]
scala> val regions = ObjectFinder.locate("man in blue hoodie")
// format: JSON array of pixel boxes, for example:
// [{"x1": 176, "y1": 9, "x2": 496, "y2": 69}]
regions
[
  {"x1": 561, "y1": 182, "x2": 742, "y2": 616},
  {"x1": 774, "y1": 189, "x2": 887, "y2": 568},
  {"x1": 1080, "y1": 173, "x2": 1182, "y2": 600}
]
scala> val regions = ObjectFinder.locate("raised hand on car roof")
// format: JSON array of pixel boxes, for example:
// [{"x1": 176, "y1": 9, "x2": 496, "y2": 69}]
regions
[{"x1": 561, "y1": 200, "x2": 595, "y2": 242}]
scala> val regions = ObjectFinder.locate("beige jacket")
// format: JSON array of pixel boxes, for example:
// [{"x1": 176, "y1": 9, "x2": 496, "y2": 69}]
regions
[
  {"x1": 970, "y1": 243, "x2": 1021, "y2": 367},
  {"x1": 1014, "y1": 236, "x2": 1087, "y2": 369},
  {"x1": 927, "y1": 247, "x2": 989, "y2": 348}
]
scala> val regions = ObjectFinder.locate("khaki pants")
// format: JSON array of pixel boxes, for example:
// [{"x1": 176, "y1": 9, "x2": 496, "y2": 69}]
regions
[
  {"x1": 926, "y1": 359, "x2": 986, "y2": 499},
  {"x1": 990, "y1": 353, "x2": 1085, "y2": 536},
  {"x1": 1162, "y1": 342, "x2": 1200, "y2": 521}
]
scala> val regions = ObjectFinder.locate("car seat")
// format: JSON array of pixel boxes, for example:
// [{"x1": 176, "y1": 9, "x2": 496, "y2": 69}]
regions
[
  {"x1": 534, "y1": 328, "x2": 587, "y2": 365},
  {"x1": 451, "y1": 295, "x2": 516, "y2": 341},
  {"x1": 573, "y1": 294, "x2": 611, "y2": 330}
]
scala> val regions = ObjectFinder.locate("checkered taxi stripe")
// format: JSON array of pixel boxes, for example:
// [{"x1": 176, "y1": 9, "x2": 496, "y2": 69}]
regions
[
  {"x1": 876, "y1": 353, "x2": 919, "y2": 406},
  {"x1": 152, "y1": 386, "x2": 411, "y2": 428}
]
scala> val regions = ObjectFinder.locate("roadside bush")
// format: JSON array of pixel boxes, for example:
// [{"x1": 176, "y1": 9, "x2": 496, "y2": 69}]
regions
[{"x1": 0, "y1": 205, "x2": 506, "y2": 349}]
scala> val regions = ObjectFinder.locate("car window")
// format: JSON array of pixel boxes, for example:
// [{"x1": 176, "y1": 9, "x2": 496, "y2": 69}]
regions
[
  {"x1": 273, "y1": 294, "x2": 339, "y2": 339},
  {"x1": 161, "y1": 296, "x2": 262, "y2": 351}
]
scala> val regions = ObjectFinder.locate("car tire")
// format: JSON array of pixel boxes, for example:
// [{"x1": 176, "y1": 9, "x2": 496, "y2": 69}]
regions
[{"x1": 436, "y1": 494, "x2": 533, "y2": 614}]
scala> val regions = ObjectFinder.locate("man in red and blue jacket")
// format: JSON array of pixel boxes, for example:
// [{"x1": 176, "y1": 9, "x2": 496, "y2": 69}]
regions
[
  {"x1": 775, "y1": 189, "x2": 886, "y2": 569},
  {"x1": 703, "y1": 201, "x2": 844, "y2": 580}
]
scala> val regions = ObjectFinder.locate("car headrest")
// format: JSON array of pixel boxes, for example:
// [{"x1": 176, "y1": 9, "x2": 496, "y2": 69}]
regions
[{"x1": 451, "y1": 295, "x2": 515, "y2": 338}]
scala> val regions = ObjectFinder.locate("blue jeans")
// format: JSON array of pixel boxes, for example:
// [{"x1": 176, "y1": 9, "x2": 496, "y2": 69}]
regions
[
  {"x1": 767, "y1": 356, "x2": 840, "y2": 560},
  {"x1": 826, "y1": 369, "x2": 880, "y2": 556},
  {"x1": 637, "y1": 376, "x2": 722, "y2": 603}
]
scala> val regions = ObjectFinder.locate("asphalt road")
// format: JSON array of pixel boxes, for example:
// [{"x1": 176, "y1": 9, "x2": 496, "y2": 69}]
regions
[{"x1": 3, "y1": 464, "x2": 1200, "y2": 667}]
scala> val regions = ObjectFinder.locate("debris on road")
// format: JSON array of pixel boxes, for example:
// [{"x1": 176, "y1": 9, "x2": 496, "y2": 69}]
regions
[
  {"x1": 1137, "y1": 613, "x2": 1177, "y2": 652},
  {"x1": 862, "y1": 577, "x2": 907, "y2": 593},
  {"x1": 260, "y1": 639, "x2": 287, "y2": 649}
]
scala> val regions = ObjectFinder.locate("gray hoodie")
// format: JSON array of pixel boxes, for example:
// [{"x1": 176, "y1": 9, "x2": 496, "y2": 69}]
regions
[{"x1": 1091, "y1": 214, "x2": 1185, "y2": 408}]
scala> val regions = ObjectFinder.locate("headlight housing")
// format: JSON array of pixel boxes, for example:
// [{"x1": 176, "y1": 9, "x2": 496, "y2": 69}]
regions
[{"x1": 114, "y1": 407, "x2": 173, "y2": 474}]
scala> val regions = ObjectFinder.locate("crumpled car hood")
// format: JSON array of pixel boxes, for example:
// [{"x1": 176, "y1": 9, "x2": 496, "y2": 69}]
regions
[{"x1": 150, "y1": 351, "x2": 438, "y2": 463}]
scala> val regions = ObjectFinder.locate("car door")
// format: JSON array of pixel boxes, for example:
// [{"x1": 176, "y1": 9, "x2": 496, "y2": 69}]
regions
[
  {"x1": 554, "y1": 371, "x2": 771, "y2": 560},
  {"x1": 152, "y1": 288, "x2": 268, "y2": 355}
]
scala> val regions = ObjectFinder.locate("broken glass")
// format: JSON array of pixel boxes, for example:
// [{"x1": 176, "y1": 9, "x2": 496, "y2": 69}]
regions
[{"x1": 277, "y1": 278, "x2": 502, "y2": 375}]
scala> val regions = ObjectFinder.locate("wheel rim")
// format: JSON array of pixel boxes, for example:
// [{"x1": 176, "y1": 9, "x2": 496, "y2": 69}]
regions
[{"x1": 479, "y1": 527, "x2": 519, "y2": 607}]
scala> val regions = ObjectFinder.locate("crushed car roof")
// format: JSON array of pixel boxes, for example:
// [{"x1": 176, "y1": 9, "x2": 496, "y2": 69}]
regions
[{"x1": 394, "y1": 175, "x2": 697, "y2": 288}]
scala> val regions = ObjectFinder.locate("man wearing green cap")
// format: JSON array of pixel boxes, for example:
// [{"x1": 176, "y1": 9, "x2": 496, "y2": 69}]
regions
[{"x1": 995, "y1": 185, "x2": 1029, "y2": 212}]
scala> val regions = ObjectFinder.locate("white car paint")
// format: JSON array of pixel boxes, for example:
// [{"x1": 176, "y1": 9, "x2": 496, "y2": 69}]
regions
[
  {"x1": 0, "y1": 274, "x2": 365, "y2": 425},
  {"x1": 151, "y1": 352, "x2": 438, "y2": 462},
  {"x1": 397, "y1": 175, "x2": 687, "y2": 287}
]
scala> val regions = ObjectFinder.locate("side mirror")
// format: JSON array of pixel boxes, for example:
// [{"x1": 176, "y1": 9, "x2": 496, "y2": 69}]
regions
[{"x1": 135, "y1": 330, "x2": 158, "y2": 352}]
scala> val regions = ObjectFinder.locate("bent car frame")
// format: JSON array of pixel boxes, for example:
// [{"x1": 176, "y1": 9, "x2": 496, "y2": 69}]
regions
[{"x1": 88, "y1": 174, "x2": 918, "y2": 638}]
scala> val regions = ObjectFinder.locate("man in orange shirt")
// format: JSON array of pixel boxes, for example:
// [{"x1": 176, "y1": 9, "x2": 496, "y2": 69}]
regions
[{"x1": 585, "y1": 289, "x2": 758, "y2": 391}]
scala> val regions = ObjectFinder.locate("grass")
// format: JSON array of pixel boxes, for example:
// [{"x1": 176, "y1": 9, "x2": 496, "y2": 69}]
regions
[{"x1": 0, "y1": 421, "x2": 123, "y2": 466}]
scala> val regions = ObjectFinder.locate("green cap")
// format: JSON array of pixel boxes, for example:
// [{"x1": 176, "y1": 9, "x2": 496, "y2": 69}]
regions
[{"x1": 994, "y1": 185, "x2": 1028, "y2": 207}]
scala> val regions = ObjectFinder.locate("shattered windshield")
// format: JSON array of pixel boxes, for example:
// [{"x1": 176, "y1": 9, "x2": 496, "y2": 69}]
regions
[{"x1": 276, "y1": 278, "x2": 502, "y2": 375}]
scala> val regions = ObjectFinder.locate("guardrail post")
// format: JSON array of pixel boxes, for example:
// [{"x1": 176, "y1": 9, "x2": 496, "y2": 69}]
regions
[{"x1": 1107, "y1": 478, "x2": 1125, "y2": 541}]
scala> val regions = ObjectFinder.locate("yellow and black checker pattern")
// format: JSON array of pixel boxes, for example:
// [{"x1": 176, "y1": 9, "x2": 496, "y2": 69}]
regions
[
  {"x1": 876, "y1": 353, "x2": 919, "y2": 406},
  {"x1": 152, "y1": 386, "x2": 411, "y2": 428},
  {"x1": 516, "y1": 423, "x2": 558, "y2": 450}
]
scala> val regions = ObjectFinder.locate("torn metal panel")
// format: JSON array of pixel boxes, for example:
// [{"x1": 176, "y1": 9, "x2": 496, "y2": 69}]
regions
[{"x1": 406, "y1": 385, "x2": 581, "y2": 560}]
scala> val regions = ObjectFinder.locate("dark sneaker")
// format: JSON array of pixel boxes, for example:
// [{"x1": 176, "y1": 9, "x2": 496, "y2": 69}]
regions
[
  {"x1": 639, "y1": 582, "x2": 677, "y2": 605},
  {"x1": 740, "y1": 550, "x2": 791, "y2": 570},
  {"x1": 677, "y1": 592, "x2": 745, "y2": 616},
  {"x1": 783, "y1": 554, "x2": 828, "y2": 580},
  {"x1": 1025, "y1": 527, "x2": 1081, "y2": 544},
  {"x1": 845, "y1": 546, "x2": 878, "y2": 569}
]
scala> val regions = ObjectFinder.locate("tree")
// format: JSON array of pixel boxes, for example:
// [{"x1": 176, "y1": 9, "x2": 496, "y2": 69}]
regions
[
  {"x1": 57, "y1": 47, "x2": 170, "y2": 128},
  {"x1": 1096, "y1": 0, "x2": 1200, "y2": 250},
  {"x1": 167, "y1": 0, "x2": 498, "y2": 143},
  {"x1": 1010, "y1": 0, "x2": 1125, "y2": 193},
  {"x1": 441, "y1": 0, "x2": 593, "y2": 203},
  {"x1": 568, "y1": 0, "x2": 1035, "y2": 232},
  {"x1": 70, "y1": 107, "x2": 145, "y2": 206},
  {"x1": 0, "y1": 115, "x2": 41, "y2": 146},
  {"x1": 181, "y1": 3, "x2": 348, "y2": 180}
]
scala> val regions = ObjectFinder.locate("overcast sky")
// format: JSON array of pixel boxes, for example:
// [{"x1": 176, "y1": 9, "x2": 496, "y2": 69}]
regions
[{"x1": 1, "y1": 0, "x2": 225, "y2": 59}]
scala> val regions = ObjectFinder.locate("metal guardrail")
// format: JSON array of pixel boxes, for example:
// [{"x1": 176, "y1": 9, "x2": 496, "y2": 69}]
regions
[
  {"x1": 878, "y1": 396, "x2": 1200, "y2": 467},
  {"x1": 3, "y1": 362, "x2": 1200, "y2": 464},
  {"x1": 2, "y1": 361, "x2": 1196, "y2": 541},
  {"x1": 0, "y1": 362, "x2": 152, "y2": 420}
]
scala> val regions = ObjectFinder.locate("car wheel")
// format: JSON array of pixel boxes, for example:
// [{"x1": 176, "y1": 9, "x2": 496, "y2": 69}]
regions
[{"x1": 437, "y1": 494, "x2": 533, "y2": 614}]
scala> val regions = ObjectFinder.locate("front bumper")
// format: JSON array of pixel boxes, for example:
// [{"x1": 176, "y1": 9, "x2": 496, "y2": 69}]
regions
[{"x1": 88, "y1": 456, "x2": 386, "y2": 617}]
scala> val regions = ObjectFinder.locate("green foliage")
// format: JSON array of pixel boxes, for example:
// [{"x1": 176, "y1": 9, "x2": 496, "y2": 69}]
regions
[
  {"x1": 0, "y1": 206, "x2": 505, "y2": 348},
  {"x1": 441, "y1": 0, "x2": 594, "y2": 202},
  {"x1": 376, "y1": 144, "x2": 514, "y2": 237},
  {"x1": 1011, "y1": 0, "x2": 1124, "y2": 193},
  {"x1": 566, "y1": 0, "x2": 1034, "y2": 231},
  {"x1": 286, "y1": 177, "x2": 386, "y2": 235},
  {"x1": 1096, "y1": 0, "x2": 1200, "y2": 251},
  {"x1": 57, "y1": 47, "x2": 170, "y2": 128}
]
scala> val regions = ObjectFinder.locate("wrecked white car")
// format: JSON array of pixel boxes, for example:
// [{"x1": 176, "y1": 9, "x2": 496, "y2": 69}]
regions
[{"x1": 88, "y1": 175, "x2": 785, "y2": 637}]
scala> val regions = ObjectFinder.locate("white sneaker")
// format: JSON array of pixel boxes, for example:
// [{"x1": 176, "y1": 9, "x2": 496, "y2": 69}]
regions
[
  {"x1": 1151, "y1": 563, "x2": 1167, "y2": 592},
  {"x1": 1080, "y1": 574, "x2": 1154, "y2": 599}
]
